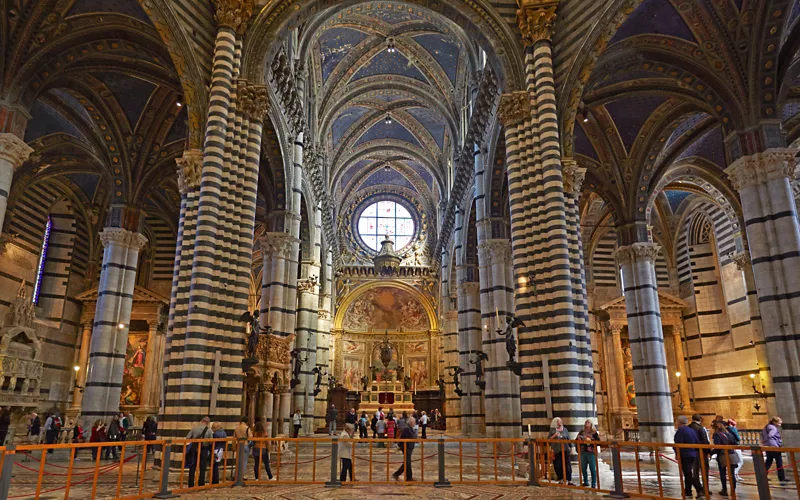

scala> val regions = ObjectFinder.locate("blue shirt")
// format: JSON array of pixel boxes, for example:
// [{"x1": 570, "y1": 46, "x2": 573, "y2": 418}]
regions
[{"x1": 674, "y1": 425, "x2": 699, "y2": 458}]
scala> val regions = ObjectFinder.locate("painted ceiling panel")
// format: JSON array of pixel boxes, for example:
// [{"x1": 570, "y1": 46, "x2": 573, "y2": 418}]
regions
[
  {"x1": 354, "y1": 120, "x2": 422, "y2": 148},
  {"x1": 332, "y1": 106, "x2": 370, "y2": 145},
  {"x1": 574, "y1": 123, "x2": 598, "y2": 161},
  {"x1": 351, "y1": 50, "x2": 429, "y2": 84},
  {"x1": 66, "y1": 173, "x2": 101, "y2": 200},
  {"x1": 677, "y1": 126, "x2": 725, "y2": 167},
  {"x1": 603, "y1": 96, "x2": 667, "y2": 152},
  {"x1": 412, "y1": 33, "x2": 460, "y2": 85},
  {"x1": 405, "y1": 160, "x2": 433, "y2": 188},
  {"x1": 360, "y1": 168, "x2": 417, "y2": 191},
  {"x1": 68, "y1": 0, "x2": 153, "y2": 24},
  {"x1": 592, "y1": 69, "x2": 660, "y2": 90},
  {"x1": 665, "y1": 113, "x2": 709, "y2": 148},
  {"x1": 340, "y1": 159, "x2": 373, "y2": 189},
  {"x1": 406, "y1": 107, "x2": 446, "y2": 148},
  {"x1": 791, "y1": 1, "x2": 800, "y2": 26},
  {"x1": 49, "y1": 89, "x2": 92, "y2": 124},
  {"x1": 370, "y1": 7, "x2": 421, "y2": 24},
  {"x1": 782, "y1": 102, "x2": 800, "y2": 121},
  {"x1": 610, "y1": 0, "x2": 697, "y2": 44},
  {"x1": 25, "y1": 101, "x2": 87, "y2": 142},
  {"x1": 665, "y1": 190, "x2": 692, "y2": 212},
  {"x1": 166, "y1": 107, "x2": 188, "y2": 144},
  {"x1": 94, "y1": 73, "x2": 156, "y2": 130},
  {"x1": 318, "y1": 27, "x2": 370, "y2": 82}
]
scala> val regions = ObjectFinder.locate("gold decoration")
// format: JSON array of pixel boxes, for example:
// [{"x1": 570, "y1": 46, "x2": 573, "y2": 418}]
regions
[
  {"x1": 213, "y1": 0, "x2": 254, "y2": 35},
  {"x1": 497, "y1": 92, "x2": 530, "y2": 126},
  {"x1": 517, "y1": 1, "x2": 559, "y2": 45},
  {"x1": 254, "y1": 333, "x2": 295, "y2": 367}
]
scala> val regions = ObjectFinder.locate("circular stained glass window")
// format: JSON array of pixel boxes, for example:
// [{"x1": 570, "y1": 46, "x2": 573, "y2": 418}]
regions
[{"x1": 357, "y1": 200, "x2": 415, "y2": 252}]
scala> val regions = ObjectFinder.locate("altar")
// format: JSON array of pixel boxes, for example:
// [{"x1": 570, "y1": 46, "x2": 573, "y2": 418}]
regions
[{"x1": 359, "y1": 381, "x2": 414, "y2": 414}]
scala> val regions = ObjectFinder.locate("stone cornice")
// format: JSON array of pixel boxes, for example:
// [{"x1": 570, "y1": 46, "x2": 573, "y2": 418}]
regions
[
  {"x1": 176, "y1": 149, "x2": 202, "y2": 194},
  {"x1": 99, "y1": 227, "x2": 147, "y2": 251},
  {"x1": 498, "y1": 91, "x2": 530, "y2": 127},
  {"x1": 725, "y1": 148, "x2": 797, "y2": 191},
  {"x1": 517, "y1": 1, "x2": 559, "y2": 46},
  {"x1": 213, "y1": 0, "x2": 253, "y2": 35},
  {"x1": 0, "y1": 133, "x2": 33, "y2": 169},
  {"x1": 613, "y1": 242, "x2": 660, "y2": 265}
]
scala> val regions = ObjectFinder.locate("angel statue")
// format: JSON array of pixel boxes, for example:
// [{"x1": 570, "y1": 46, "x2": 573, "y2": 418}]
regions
[
  {"x1": 240, "y1": 310, "x2": 262, "y2": 358},
  {"x1": 436, "y1": 377, "x2": 446, "y2": 400},
  {"x1": 451, "y1": 367, "x2": 463, "y2": 397},
  {"x1": 498, "y1": 315, "x2": 525, "y2": 363}
]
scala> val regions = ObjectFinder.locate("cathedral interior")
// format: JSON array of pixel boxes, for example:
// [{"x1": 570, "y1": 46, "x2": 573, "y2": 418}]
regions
[{"x1": 1, "y1": 0, "x2": 800, "y2": 451}]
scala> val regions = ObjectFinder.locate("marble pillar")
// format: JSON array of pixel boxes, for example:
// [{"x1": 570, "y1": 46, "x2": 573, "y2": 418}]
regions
[{"x1": 0, "y1": 133, "x2": 33, "y2": 233}]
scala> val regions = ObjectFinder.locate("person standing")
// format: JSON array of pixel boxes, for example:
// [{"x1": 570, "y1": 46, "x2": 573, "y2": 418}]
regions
[
  {"x1": 252, "y1": 421, "x2": 273, "y2": 480},
  {"x1": 762, "y1": 416, "x2": 788, "y2": 484},
  {"x1": 420, "y1": 411, "x2": 428, "y2": 439},
  {"x1": 387, "y1": 414, "x2": 396, "y2": 443},
  {"x1": 549, "y1": 417, "x2": 573, "y2": 485},
  {"x1": 71, "y1": 419, "x2": 84, "y2": 459},
  {"x1": 576, "y1": 420, "x2": 599, "y2": 488},
  {"x1": 359, "y1": 412, "x2": 368, "y2": 439},
  {"x1": 43, "y1": 412, "x2": 62, "y2": 453},
  {"x1": 327, "y1": 404, "x2": 338, "y2": 436},
  {"x1": 376, "y1": 415, "x2": 387, "y2": 447},
  {"x1": 430, "y1": 409, "x2": 438, "y2": 430},
  {"x1": 346, "y1": 408, "x2": 357, "y2": 426},
  {"x1": 89, "y1": 420, "x2": 106, "y2": 461},
  {"x1": 105, "y1": 415, "x2": 122, "y2": 460},
  {"x1": 396, "y1": 411, "x2": 408, "y2": 433},
  {"x1": 674, "y1": 415, "x2": 704, "y2": 499},
  {"x1": 28, "y1": 412, "x2": 41, "y2": 445},
  {"x1": 339, "y1": 423, "x2": 355, "y2": 482},
  {"x1": 185, "y1": 417, "x2": 213, "y2": 488},
  {"x1": 712, "y1": 420, "x2": 739, "y2": 496},
  {"x1": 0, "y1": 407, "x2": 11, "y2": 445},
  {"x1": 689, "y1": 414, "x2": 710, "y2": 490},
  {"x1": 392, "y1": 417, "x2": 416, "y2": 481},
  {"x1": 143, "y1": 416, "x2": 157, "y2": 455},
  {"x1": 725, "y1": 419, "x2": 744, "y2": 482},
  {"x1": 292, "y1": 409, "x2": 302, "y2": 438},
  {"x1": 210, "y1": 422, "x2": 227, "y2": 485}
]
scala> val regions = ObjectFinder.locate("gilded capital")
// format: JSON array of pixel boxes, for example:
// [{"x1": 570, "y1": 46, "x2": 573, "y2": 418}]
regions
[
  {"x1": 99, "y1": 227, "x2": 148, "y2": 251},
  {"x1": 0, "y1": 133, "x2": 33, "y2": 169},
  {"x1": 239, "y1": 83, "x2": 269, "y2": 122},
  {"x1": 613, "y1": 242, "x2": 660, "y2": 265},
  {"x1": 213, "y1": 0, "x2": 254, "y2": 35},
  {"x1": 562, "y1": 158, "x2": 586, "y2": 197},
  {"x1": 725, "y1": 148, "x2": 797, "y2": 191},
  {"x1": 497, "y1": 91, "x2": 530, "y2": 127},
  {"x1": 517, "y1": 1, "x2": 559, "y2": 46},
  {"x1": 176, "y1": 149, "x2": 203, "y2": 193}
]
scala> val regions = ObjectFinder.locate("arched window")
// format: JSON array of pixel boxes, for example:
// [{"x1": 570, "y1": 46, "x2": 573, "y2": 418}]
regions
[
  {"x1": 32, "y1": 216, "x2": 52, "y2": 305},
  {"x1": 357, "y1": 200, "x2": 415, "y2": 251}
]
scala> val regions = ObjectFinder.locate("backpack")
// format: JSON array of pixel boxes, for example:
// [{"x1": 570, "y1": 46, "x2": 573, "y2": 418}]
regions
[{"x1": 52, "y1": 417, "x2": 62, "y2": 431}]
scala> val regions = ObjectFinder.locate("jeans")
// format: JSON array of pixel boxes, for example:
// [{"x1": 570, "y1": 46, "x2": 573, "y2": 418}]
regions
[
  {"x1": 680, "y1": 456, "x2": 704, "y2": 496},
  {"x1": 45, "y1": 430, "x2": 57, "y2": 453},
  {"x1": 765, "y1": 451, "x2": 787, "y2": 482},
  {"x1": 293, "y1": 425, "x2": 301, "y2": 438},
  {"x1": 188, "y1": 449, "x2": 209, "y2": 487},
  {"x1": 254, "y1": 449, "x2": 273, "y2": 480},
  {"x1": 693, "y1": 452, "x2": 710, "y2": 489},
  {"x1": 421, "y1": 424, "x2": 427, "y2": 439},
  {"x1": 340, "y1": 458, "x2": 353, "y2": 481},
  {"x1": 718, "y1": 459, "x2": 736, "y2": 493},
  {"x1": 393, "y1": 446, "x2": 413, "y2": 480},
  {"x1": 553, "y1": 449, "x2": 572, "y2": 482},
  {"x1": 329, "y1": 421, "x2": 337, "y2": 435},
  {"x1": 580, "y1": 451, "x2": 596, "y2": 487},
  {"x1": 359, "y1": 425, "x2": 367, "y2": 438},
  {"x1": 103, "y1": 443, "x2": 119, "y2": 460},
  {"x1": 377, "y1": 432, "x2": 385, "y2": 447},
  {"x1": 212, "y1": 458, "x2": 221, "y2": 484}
]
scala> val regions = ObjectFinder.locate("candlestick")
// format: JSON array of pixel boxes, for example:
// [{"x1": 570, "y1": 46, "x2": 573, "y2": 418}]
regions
[
  {"x1": 495, "y1": 307, "x2": 500, "y2": 330},
  {"x1": 527, "y1": 424, "x2": 531, "y2": 437}
]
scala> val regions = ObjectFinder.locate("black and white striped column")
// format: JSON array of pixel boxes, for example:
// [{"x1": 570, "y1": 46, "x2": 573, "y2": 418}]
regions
[
  {"x1": 726, "y1": 149, "x2": 800, "y2": 443},
  {"x1": 613, "y1": 243, "x2": 674, "y2": 443},
  {"x1": 82, "y1": 226, "x2": 147, "y2": 427},
  {"x1": 0, "y1": 133, "x2": 32, "y2": 232}
]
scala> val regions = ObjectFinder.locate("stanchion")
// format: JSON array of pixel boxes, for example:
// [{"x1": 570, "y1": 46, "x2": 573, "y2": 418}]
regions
[
  {"x1": 606, "y1": 442, "x2": 629, "y2": 499},
  {"x1": 751, "y1": 446, "x2": 772, "y2": 500},
  {"x1": 0, "y1": 446, "x2": 16, "y2": 499},
  {"x1": 526, "y1": 439, "x2": 539, "y2": 487},
  {"x1": 434, "y1": 438, "x2": 450, "y2": 488},
  {"x1": 325, "y1": 438, "x2": 341, "y2": 488},
  {"x1": 153, "y1": 441, "x2": 179, "y2": 499},
  {"x1": 233, "y1": 440, "x2": 247, "y2": 487}
]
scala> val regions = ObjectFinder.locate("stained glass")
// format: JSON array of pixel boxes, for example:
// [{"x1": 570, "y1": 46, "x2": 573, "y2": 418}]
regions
[{"x1": 358, "y1": 201, "x2": 414, "y2": 251}]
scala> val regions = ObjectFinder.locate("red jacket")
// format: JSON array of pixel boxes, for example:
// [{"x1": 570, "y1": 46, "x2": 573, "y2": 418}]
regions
[{"x1": 90, "y1": 425, "x2": 106, "y2": 443}]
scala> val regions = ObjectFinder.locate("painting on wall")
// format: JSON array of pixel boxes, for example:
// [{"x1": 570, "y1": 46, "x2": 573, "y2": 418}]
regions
[
  {"x1": 621, "y1": 336, "x2": 636, "y2": 408},
  {"x1": 343, "y1": 340, "x2": 364, "y2": 354},
  {"x1": 407, "y1": 356, "x2": 429, "y2": 388},
  {"x1": 342, "y1": 287, "x2": 430, "y2": 331},
  {"x1": 343, "y1": 356, "x2": 364, "y2": 390},
  {"x1": 405, "y1": 341, "x2": 427, "y2": 354},
  {"x1": 120, "y1": 334, "x2": 147, "y2": 407},
  {"x1": 371, "y1": 342, "x2": 398, "y2": 382}
]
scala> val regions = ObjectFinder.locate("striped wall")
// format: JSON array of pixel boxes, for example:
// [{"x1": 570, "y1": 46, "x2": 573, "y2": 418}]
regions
[
  {"x1": 590, "y1": 228, "x2": 669, "y2": 291},
  {"x1": 676, "y1": 198, "x2": 738, "y2": 286},
  {"x1": 144, "y1": 214, "x2": 177, "y2": 287}
]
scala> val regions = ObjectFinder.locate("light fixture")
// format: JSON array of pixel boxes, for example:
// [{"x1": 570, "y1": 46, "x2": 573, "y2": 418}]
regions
[
  {"x1": 675, "y1": 371, "x2": 681, "y2": 378},
  {"x1": 118, "y1": 323, "x2": 125, "y2": 330},
  {"x1": 386, "y1": 37, "x2": 396, "y2": 53},
  {"x1": 750, "y1": 373, "x2": 756, "y2": 379},
  {"x1": 176, "y1": 95, "x2": 183, "y2": 107},
  {"x1": 385, "y1": 114, "x2": 392, "y2": 125},
  {"x1": 583, "y1": 114, "x2": 589, "y2": 123},
  {"x1": 73, "y1": 365, "x2": 80, "y2": 372}
]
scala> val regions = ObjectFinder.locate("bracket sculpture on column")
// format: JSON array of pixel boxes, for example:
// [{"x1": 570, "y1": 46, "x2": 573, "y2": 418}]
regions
[
  {"x1": 498, "y1": 315, "x2": 525, "y2": 375},
  {"x1": 469, "y1": 351, "x2": 488, "y2": 391},
  {"x1": 451, "y1": 366, "x2": 463, "y2": 397}
]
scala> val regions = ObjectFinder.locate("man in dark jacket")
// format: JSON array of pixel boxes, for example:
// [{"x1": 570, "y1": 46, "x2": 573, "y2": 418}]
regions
[
  {"x1": 346, "y1": 408, "x2": 357, "y2": 425},
  {"x1": 675, "y1": 415, "x2": 704, "y2": 499},
  {"x1": 104, "y1": 416, "x2": 122, "y2": 460},
  {"x1": 689, "y1": 414, "x2": 710, "y2": 491},
  {"x1": 392, "y1": 417, "x2": 416, "y2": 481},
  {"x1": 327, "y1": 405, "x2": 338, "y2": 436}
]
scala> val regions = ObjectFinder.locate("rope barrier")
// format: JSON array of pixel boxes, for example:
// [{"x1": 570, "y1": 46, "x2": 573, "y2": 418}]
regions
[
  {"x1": 13, "y1": 460, "x2": 118, "y2": 476},
  {"x1": 273, "y1": 454, "x2": 331, "y2": 466},
  {"x1": 657, "y1": 452, "x2": 797, "y2": 476},
  {"x1": 352, "y1": 451, "x2": 439, "y2": 464},
  {"x1": 21, "y1": 450, "x2": 130, "y2": 470}
]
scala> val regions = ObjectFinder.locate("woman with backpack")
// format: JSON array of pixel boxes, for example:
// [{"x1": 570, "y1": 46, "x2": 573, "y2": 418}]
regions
[{"x1": 712, "y1": 420, "x2": 740, "y2": 497}]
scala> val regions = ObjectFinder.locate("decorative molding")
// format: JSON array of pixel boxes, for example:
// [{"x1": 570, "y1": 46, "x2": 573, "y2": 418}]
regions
[
  {"x1": 176, "y1": 149, "x2": 202, "y2": 193},
  {"x1": 0, "y1": 133, "x2": 33, "y2": 169},
  {"x1": 238, "y1": 81, "x2": 269, "y2": 121},
  {"x1": 562, "y1": 158, "x2": 586, "y2": 197},
  {"x1": 213, "y1": 0, "x2": 254, "y2": 35},
  {"x1": 725, "y1": 148, "x2": 797, "y2": 191},
  {"x1": 477, "y1": 239, "x2": 512, "y2": 265},
  {"x1": 497, "y1": 92, "x2": 530, "y2": 126},
  {"x1": 457, "y1": 281, "x2": 480, "y2": 296},
  {"x1": 517, "y1": 1, "x2": 559, "y2": 45},
  {"x1": 613, "y1": 242, "x2": 660, "y2": 265},
  {"x1": 99, "y1": 227, "x2": 148, "y2": 251},
  {"x1": 260, "y1": 232, "x2": 300, "y2": 259}
]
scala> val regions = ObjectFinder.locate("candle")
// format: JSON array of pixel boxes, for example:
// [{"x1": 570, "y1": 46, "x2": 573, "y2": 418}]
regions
[
  {"x1": 527, "y1": 424, "x2": 531, "y2": 437},
  {"x1": 495, "y1": 307, "x2": 500, "y2": 330}
]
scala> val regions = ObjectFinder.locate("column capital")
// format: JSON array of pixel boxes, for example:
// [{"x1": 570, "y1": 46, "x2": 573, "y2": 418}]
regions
[
  {"x1": 613, "y1": 242, "x2": 660, "y2": 266},
  {"x1": 730, "y1": 250, "x2": 751, "y2": 271},
  {"x1": 477, "y1": 239, "x2": 512, "y2": 265},
  {"x1": 562, "y1": 158, "x2": 586, "y2": 197},
  {"x1": 517, "y1": 1, "x2": 559, "y2": 46},
  {"x1": 260, "y1": 232, "x2": 300, "y2": 259},
  {"x1": 457, "y1": 281, "x2": 480, "y2": 296},
  {"x1": 176, "y1": 149, "x2": 203, "y2": 193},
  {"x1": 0, "y1": 133, "x2": 33, "y2": 169},
  {"x1": 238, "y1": 81, "x2": 269, "y2": 121},
  {"x1": 99, "y1": 227, "x2": 148, "y2": 250},
  {"x1": 498, "y1": 91, "x2": 530, "y2": 127},
  {"x1": 724, "y1": 148, "x2": 797, "y2": 191},
  {"x1": 213, "y1": 0, "x2": 254, "y2": 35}
]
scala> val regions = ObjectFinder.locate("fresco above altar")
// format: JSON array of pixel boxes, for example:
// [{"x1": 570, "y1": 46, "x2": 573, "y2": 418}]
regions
[{"x1": 342, "y1": 286, "x2": 430, "y2": 331}]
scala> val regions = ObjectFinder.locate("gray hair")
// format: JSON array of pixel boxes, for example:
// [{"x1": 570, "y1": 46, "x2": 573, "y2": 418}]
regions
[
  {"x1": 407, "y1": 417, "x2": 416, "y2": 427},
  {"x1": 345, "y1": 423, "x2": 354, "y2": 432},
  {"x1": 677, "y1": 415, "x2": 688, "y2": 425}
]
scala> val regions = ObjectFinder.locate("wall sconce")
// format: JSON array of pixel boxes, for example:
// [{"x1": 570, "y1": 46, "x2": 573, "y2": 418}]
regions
[
  {"x1": 670, "y1": 371, "x2": 684, "y2": 409},
  {"x1": 73, "y1": 365, "x2": 84, "y2": 393},
  {"x1": 750, "y1": 373, "x2": 766, "y2": 396}
]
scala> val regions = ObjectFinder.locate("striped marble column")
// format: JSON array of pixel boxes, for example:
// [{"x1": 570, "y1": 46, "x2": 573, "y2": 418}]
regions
[
  {"x1": 69, "y1": 319, "x2": 93, "y2": 415},
  {"x1": 81, "y1": 227, "x2": 147, "y2": 428},
  {"x1": 726, "y1": 149, "x2": 800, "y2": 444},
  {"x1": 0, "y1": 133, "x2": 32, "y2": 232},
  {"x1": 314, "y1": 250, "x2": 333, "y2": 431},
  {"x1": 613, "y1": 242, "x2": 674, "y2": 443},
  {"x1": 457, "y1": 279, "x2": 483, "y2": 436}
]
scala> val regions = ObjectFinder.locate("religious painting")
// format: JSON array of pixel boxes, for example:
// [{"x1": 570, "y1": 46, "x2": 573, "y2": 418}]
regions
[
  {"x1": 343, "y1": 340, "x2": 364, "y2": 354},
  {"x1": 621, "y1": 336, "x2": 636, "y2": 408},
  {"x1": 405, "y1": 341, "x2": 428, "y2": 354},
  {"x1": 407, "y1": 356, "x2": 428, "y2": 388},
  {"x1": 342, "y1": 356, "x2": 364, "y2": 391},
  {"x1": 371, "y1": 342, "x2": 398, "y2": 382},
  {"x1": 120, "y1": 334, "x2": 147, "y2": 407},
  {"x1": 342, "y1": 286, "x2": 430, "y2": 331}
]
